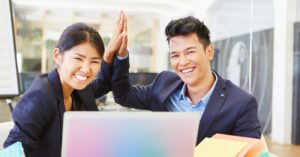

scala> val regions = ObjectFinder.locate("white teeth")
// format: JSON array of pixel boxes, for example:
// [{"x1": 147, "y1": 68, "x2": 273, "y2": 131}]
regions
[
  {"x1": 75, "y1": 74, "x2": 87, "y2": 81},
  {"x1": 181, "y1": 68, "x2": 193, "y2": 73}
]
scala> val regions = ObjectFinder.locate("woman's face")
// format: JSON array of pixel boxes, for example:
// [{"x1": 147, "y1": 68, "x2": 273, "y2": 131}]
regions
[{"x1": 54, "y1": 42, "x2": 101, "y2": 92}]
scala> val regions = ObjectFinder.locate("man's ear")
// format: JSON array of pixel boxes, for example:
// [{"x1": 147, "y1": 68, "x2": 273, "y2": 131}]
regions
[
  {"x1": 52, "y1": 48, "x2": 62, "y2": 65},
  {"x1": 206, "y1": 44, "x2": 214, "y2": 61}
]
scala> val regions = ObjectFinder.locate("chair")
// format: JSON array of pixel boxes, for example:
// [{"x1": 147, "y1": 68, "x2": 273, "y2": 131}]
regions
[{"x1": 0, "y1": 121, "x2": 13, "y2": 151}]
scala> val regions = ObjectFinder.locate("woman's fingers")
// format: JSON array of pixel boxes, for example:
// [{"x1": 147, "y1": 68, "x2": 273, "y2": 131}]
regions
[
  {"x1": 114, "y1": 11, "x2": 124, "y2": 38},
  {"x1": 116, "y1": 13, "x2": 128, "y2": 57},
  {"x1": 103, "y1": 12, "x2": 126, "y2": 63}
]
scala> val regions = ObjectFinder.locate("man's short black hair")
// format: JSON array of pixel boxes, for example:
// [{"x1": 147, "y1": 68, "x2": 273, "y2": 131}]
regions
[{"x1": 165, "y1": 16, "x2": 211, "y2": 48}]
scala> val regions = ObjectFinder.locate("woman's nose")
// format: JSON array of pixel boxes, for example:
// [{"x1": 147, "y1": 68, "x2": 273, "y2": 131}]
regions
[{"x1": 80, "y1": 61, "x2": 91, "y2": 73}]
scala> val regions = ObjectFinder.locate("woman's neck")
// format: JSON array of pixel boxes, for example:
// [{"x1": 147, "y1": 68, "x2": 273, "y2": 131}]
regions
[
  {"x1": 57, "y1": 69, "x2": 74, "y2": 111},
  {"x1": 62, "y1": 84, "x2": 73, "y2": 111}
]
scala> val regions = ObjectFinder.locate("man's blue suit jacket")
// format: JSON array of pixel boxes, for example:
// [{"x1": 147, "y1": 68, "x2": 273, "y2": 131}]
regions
[{"x1": 112, "y1": 57, "x2": 261, "y2": 144}]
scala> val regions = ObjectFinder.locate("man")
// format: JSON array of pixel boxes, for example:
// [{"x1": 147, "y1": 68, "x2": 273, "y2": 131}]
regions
[{"x1": 112, "y1": 16, "x2": 261, "y2": 144}]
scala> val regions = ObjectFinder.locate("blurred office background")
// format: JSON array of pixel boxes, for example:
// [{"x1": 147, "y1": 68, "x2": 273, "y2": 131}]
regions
[{"x1": 1, "y1": 0, "x2": 300, "y2": 156}]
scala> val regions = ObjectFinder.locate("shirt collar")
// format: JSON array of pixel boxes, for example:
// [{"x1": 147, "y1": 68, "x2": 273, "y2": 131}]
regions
[
  {"x1": 179, "y1": 71, "x2": 219, "y2": 107},
  {"x1": 179, "y1": 84, "x2": 186, "y2": 101},
  {"x1": 202, "y1": 71, "x2": 218, "y2": 107}
]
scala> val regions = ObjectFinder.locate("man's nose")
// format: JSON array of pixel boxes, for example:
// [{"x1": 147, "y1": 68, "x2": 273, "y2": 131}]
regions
[{"x1": 179, "y1": 55, "x2": 189, "y2": 66}]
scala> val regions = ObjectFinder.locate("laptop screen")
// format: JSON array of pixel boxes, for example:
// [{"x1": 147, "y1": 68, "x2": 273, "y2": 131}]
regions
[{"x1": 61, "y1": 112, "x2": 200, "y2": 157}]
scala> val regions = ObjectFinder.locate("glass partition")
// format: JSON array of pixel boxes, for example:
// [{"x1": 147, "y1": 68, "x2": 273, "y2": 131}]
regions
[
  {"x1": 207, "y1": 0, "x2": 274, "y2": 135},
  {"x1": 292, "y1": 0, "x2": 300, "y2": 144},
  {"x1": 12, "y1": 6, "x2": 158, "y2": 73}
]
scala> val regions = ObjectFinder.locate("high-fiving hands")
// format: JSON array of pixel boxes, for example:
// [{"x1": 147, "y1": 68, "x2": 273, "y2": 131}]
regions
[{"x1": 103, "y1": 11, "x2": 128, "y2": 64}]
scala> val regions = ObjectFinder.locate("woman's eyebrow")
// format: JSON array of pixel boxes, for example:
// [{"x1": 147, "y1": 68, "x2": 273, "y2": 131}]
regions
[
  {"x1": 73, "y1": 53, "x2": 85, "y2": 58},
  {"x1": 91, "y1": 56, "x2": 101, "y2": 60},
  {"x1": 73, "y1": 53, "x2": 101, "y2": 60}
]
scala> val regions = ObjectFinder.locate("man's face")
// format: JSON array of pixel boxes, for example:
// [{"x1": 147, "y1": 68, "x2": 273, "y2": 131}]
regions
[{"x1": 169, "y1": 33, "x2": 214, "y2": 87}]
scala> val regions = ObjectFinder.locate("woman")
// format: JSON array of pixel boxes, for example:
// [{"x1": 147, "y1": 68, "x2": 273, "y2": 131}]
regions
[{"x1": 3, "y1": 12, "x2": 128, "y2": 157}]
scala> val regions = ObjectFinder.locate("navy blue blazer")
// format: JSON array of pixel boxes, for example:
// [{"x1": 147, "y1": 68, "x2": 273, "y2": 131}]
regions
[
  {"x1": 4, "y1": 61, "x2": 113, "y2": 157},
  {"x1": 112, "y1": 57, "x2": 261, "y2": 144}
]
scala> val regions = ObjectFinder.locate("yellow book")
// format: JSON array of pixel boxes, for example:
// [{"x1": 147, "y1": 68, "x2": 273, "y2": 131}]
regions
[
  {"x1": 212, "y1": 134, "x2": 265, "y2": 157},
  {"x1": 194, "y1": 137, "x2": 248, "y2": 157}
]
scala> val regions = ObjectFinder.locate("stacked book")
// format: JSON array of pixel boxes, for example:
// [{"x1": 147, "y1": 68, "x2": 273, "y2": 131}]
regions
[{"x1": 194, "y1": 134, "x2": 270, "y2": 157}]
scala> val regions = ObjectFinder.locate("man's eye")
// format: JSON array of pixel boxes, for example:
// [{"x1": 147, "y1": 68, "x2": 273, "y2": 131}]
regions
[
  {"x1": 171, "y1": 55, "x2": 178, "y2": 59},
  {"x1": 74, "y1": 58, "x2": 82, "y2": 61}
]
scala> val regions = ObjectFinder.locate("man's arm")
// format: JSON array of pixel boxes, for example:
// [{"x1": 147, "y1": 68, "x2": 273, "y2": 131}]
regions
[
  {"x1": 111, "y1": 56, "x2": 155, "y2": 110},
  {"x1": 4, "y1": 91, "x2": 52, "y2": 156}
]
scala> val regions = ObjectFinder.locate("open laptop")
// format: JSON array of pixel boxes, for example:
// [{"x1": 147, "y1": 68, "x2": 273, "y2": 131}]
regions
[{"x1": 61, "y1": 112, "x2": 200, "y2": 157}]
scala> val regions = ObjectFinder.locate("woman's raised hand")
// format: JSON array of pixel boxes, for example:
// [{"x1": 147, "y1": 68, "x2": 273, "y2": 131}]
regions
[
  {"x1": 103, "y1": 11, "x2": 128, "y2": 63},
  {"x1": 117, "y1": 13, "x2": 127, "y2": 58}
]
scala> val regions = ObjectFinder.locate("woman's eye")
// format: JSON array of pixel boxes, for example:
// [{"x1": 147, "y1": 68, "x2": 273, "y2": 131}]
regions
[{"x1": 91, "y1": 61, "x2": 100, "y2": 64}]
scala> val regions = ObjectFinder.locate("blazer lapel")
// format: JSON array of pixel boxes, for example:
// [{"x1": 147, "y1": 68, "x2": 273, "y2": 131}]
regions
[
  {"x1": 197, "y1": 74, "x2": 228, "y2": 142},
  {"x1": 47, "y1": 69, "x2": 65, "y2": 128},
  {"x1": 48, "y1": 69, "x2": 98, "y2": 111},
  {"x1": 159, "y1": 80, "x2": 183, "y2": 103},
  {"x1": 157, "y1": 75, "x2": 183, "y2": 111}
]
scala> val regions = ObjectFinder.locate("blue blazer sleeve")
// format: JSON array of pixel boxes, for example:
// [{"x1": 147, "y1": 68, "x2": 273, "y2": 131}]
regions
[
  {"x1": 4, "y1": 90, "x2": 54, "y2": 155},
  {"x1": 111, "y1": 56, "x2": 155, "y2": 110}
]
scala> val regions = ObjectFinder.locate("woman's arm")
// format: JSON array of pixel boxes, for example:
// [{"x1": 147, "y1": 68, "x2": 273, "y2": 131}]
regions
[{"x1": 4, "y1": 90, "x2": 53, "y2": 156}]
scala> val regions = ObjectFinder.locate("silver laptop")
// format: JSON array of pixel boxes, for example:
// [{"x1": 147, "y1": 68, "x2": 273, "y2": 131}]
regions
[{"x1": 61, "y1": 112, "x2": 200, "y2": 157}]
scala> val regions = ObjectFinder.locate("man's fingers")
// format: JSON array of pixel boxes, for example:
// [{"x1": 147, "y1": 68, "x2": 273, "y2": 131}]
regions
[
  {"x1": 122, "y1": 14, "x2": 127, "y2": 32},
  {"x1": 117, "y1": 33, "x2": 128, "y2": 57},
  {"x1": 123, "y1": 33, "x2": 128, "y2": 47}
]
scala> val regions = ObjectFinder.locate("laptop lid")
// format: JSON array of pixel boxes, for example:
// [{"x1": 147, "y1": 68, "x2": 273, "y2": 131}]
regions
[{"x1": 61, "y1": 112, "x2": 200, "y2": 157}]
